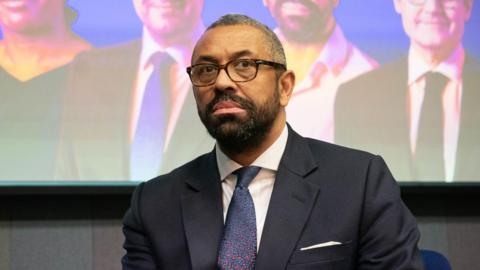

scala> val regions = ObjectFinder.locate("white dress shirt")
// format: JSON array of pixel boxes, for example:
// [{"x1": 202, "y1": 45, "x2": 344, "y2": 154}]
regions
[
  {"x1": 285, "y1": 25, "x2": 378, "y2": 143},
  {"x1": 216, "y1": 125, "x2": 288, "y2": 250},
  {"x1": 407, "y1": 45, "x2": 464, "y2": 182}
]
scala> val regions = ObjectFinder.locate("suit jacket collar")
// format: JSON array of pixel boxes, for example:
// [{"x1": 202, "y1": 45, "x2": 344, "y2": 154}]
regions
[
  {"x1": 181, "y1": 150, "x2": 224, "y2": 270},
  {"x1": 181, "y1": 126, "x2": 322, "y2": 270},
  {"x1": 255, "y1": 126, "x2": 321, "y2": 270},
  {"x1": 455, "y1": 55, "x2": 480, "y2": 180}
]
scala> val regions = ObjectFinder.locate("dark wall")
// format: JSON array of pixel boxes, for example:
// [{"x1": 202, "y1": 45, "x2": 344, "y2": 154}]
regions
[{"x1": 1, "y1": 185, "x2": 479, "y2": 270}]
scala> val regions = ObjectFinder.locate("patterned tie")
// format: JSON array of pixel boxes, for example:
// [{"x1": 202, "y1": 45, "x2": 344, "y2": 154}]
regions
[
  {"x1": 218, "y1": 166, "x2": 261, "y2": 270},
  {"x1": 130, "y1": 52, "x2": 175, "y2": 180},
  {"x1": 414, "y1": 72, "x2": 448, "y2": 180}
]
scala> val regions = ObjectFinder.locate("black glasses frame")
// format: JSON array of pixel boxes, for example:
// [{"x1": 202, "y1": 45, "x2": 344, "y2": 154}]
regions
[{"x1": 186, "y1": 59, "x2": 286, "y2": 87}]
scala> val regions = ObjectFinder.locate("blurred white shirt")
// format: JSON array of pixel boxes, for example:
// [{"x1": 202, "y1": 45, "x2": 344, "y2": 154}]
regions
[
  {"x1": 407, "y1": 45, "x2": 464, "y2": 182},
  {"x1": 286, "y1": 25, "x2": 378, "y2": 143},
  {"x1": 216, "y1": 125, "x2": 288, "y2": 250}
]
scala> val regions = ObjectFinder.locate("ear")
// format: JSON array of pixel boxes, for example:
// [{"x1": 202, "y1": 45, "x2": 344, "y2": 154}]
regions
[
  {"x1": 277, "y1": 70, "x2": 295, "y2": 107},
  {"x1": 393, "y1": 0, "x2": 402, "y2": 14}
]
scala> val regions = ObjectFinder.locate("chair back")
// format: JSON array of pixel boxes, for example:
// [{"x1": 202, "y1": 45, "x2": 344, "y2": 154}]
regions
[{"x1": 421, "y1": 249, "x2": 452, "y2": 270}]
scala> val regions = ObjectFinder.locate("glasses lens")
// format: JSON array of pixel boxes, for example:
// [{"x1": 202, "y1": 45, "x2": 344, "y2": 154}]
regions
[
  {"x1": 228, "y1": 59, "x2": 257, "y2": 82},
  {"x1": 191, "y1": 64, "x2": 218, "y2": 86}
]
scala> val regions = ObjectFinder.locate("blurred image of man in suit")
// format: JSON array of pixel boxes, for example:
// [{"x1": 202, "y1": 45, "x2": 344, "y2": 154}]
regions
[
  {"x1": 335, "y1": 0, "x2": 478, "y2": 181},
  {"x1": 122, "y1": 14, "x2": 423, "y2": 270},
  {"x1": 0, "y1": 0, "x2": 91, "y2": 180},
  {"x1": 56, "y1": 0, "x2": 214, "y2": 181},
  {"x1": 264, "y1": 0, "x2": 378, "y2": 142}
]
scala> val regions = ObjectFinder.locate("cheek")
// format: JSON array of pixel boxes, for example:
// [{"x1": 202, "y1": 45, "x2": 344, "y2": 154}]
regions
[
  {"x1": 401, "y1": 9, "x2": 418, "y2": 34},
  {"x1": 193, "y1": 88, "x2": 214, "y2": 110},
  {"x1": 446, "y1": 7, "x2": 469, "y2": 31}
]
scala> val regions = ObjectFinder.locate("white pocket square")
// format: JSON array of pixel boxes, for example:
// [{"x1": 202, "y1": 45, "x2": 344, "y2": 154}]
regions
[{"x1": 300, "y1": 241, "x2": 342, "y2": 251}]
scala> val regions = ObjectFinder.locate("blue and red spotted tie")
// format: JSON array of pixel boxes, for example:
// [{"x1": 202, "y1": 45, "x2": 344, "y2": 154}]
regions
[{"x1": 218, "y1": 166, "x2": 261, "y2": 270}]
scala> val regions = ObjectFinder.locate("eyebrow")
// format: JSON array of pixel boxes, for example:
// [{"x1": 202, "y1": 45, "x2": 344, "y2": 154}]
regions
[{"x1": 193, "y1": 50, "x2": 255, "y2": 64}]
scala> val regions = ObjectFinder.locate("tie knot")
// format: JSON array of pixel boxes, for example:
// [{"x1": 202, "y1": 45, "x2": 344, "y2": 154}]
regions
[
  {"x1": 149, "y1": 51, "x2": 175, "y2": 70},
  {"x1": 425, "y1": 72, "x2": 448, "y2": 93},
  {"x1": 233, "y1": 166, "x2": 261, "y2": 188}
]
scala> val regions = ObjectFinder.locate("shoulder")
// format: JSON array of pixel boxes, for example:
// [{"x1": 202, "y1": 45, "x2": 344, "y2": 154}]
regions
[
  {"x1": 134, "y1": 152, "x2": 212, "y2": 202},
  {"x1": 336, "y1": 57, "x2": 408, "y2": 105},
  {"x1": 306, "y1": 136, "x2": 380, "y2": 168},
  {"x1": 342, "y1": 57, "x2": 406, "y2": 89},
  {"x1": 347, "y1": 44, "x2": 379, "y2": 71},
  {"x1": 290, "y1": 132, "x2": 397, "y2": 197},
  {"x1": 464, "y1": 53, "x2": 480, "y2": 75},
  {"x1": 289, "y1": 129, "x2": 383, "y2": 174},
  {"x1": 71, "y1": 40, "x2": 141, "y2": 68}
]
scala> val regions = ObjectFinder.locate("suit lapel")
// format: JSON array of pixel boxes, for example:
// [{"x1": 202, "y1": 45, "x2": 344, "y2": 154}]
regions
[
  {"x1": 61, "y1": 41, "x2": 141, "y2": 180},
  {"x1": 255, "y1": 128, "x2": 320, "y2": 270},
  {"x1": 181, "y1": 151, "x2": 224, "y2": 270},
  {"x1": 161, "y1": 89, "x2": 214, "y2": 173},
  {"x1": 455, "y1": 56, "x2": 480, "y2": 180},
  {"x1": 386, "y1": 57, "x2": 415, "y2": 180},
  {"x1": 109, "y1": 41, "x2": 143, "y2": 178}
]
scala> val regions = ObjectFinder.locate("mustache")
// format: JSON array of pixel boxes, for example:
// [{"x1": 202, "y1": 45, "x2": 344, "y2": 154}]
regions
[
  {"x1": 275, "y1": 0, "x2": 316, "y2": 8},
  {"x1": 142, "y1": 0, "x2": 184, "y2": 7},
  {"x1": 206, "y1": 92, "x2": 255, "y2": 114}
]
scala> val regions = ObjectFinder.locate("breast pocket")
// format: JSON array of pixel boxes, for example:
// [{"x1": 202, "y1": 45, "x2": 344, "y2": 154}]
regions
[{"x1": 286, "y1": 242, "x2": 352, "y2": 270}]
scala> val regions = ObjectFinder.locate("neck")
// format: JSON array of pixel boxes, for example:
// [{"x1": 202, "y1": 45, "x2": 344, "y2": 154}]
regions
[
  {"x1": 148, "y1": 21, "x2": 204, "y2": 49},
  {"x1": 282, "y1": 18, "x2": 335, "y2": 47},
  {"x1": 411, "y1": 43, "x2": 456, "y2": 67},
  {"x1": 219, "y1": 113, "x2": 286, "y2": 166},
  {"x1": 147, "y1": 22, "x2": 204, "y2": 65},
  {"x1": 0, "y1": 21, "x2": 90, "y2": 81},
  {"x1": 2, "y1": 23, "x2": 77, "y2": 55}
]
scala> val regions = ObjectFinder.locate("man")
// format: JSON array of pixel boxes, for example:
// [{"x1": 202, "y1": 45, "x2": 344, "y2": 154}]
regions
[
  {"x1": 264, "y1": 0, "x2": 378, "y2": 142},
  {"x1": 56, "y1": 0, "x2": 213, "y2": 180},
  {"x1": 122, "y1": 14, "x2": 423, "y2": 269},
  {"x1": 0, "y1": 0, "x2": 91, "y2": 180},
  {"x1": 335, "y1": 0, "x2": 478, "y2": 181}
]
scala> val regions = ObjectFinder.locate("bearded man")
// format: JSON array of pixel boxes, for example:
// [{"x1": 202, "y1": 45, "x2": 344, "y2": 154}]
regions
[{"x1": 122, "y1": 14, "x2": 424, "y2": 270}]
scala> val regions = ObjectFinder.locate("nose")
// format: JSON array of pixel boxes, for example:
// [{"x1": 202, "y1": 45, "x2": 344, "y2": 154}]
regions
[
  {"x1": 422, "y1": 0, "x2": 443, "y2": 12},
  {"x1": 214, "y1": 68, "x2": 236, "y2": 92}
]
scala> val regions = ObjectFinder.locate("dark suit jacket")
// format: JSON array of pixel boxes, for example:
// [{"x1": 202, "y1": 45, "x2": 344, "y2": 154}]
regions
[
  {"x1": 56, "y1": 40, "x2": 214, "y2": 180},
  {"x1": 335, "y1": 55, "x2": 480, "y2": 181},
  {"x1": 122, "y1": 127, "x2": 423, "y2": 270}
]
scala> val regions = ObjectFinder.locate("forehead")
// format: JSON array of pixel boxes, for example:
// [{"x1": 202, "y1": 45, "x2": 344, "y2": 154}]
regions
[{"x1": 192, "y1": 25, "x2": 271, "y2": 63}]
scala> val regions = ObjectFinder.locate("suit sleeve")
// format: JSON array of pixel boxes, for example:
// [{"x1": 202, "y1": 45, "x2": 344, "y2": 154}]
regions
[
  {"x1": 122, "y1": 182, "x2": 157, "y2": 270},
  {"x1": 358, "y1": 155, "x2": 425, "y2": 270}
]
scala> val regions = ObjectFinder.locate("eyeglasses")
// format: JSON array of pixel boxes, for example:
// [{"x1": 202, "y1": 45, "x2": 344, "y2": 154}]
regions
[
  {"x1": 186, "y1": 59, "x2": 286, "y2": 87},
  {"x1": 408, "y1": 0, "x2": 459, "y2": 6}
]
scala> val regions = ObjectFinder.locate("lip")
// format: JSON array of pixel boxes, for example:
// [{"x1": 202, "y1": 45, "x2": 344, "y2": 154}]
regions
[
  {"x1": 212, "y1": 100, "x2": 246, "y2": 116},
  {"x1": 281, "y1": 2, "x2": 311, "y2": 16},
  {"x1": 416, "y1": 17, "x2": 448, "y2": 26},
  {"x1": 144, "y1": 0, "x2": 181, "y2": 9}
]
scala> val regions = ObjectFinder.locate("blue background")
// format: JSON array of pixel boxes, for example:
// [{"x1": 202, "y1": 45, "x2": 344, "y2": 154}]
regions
[{"x1": 65, "y1": 0, "x2": 480, "y2": 63}]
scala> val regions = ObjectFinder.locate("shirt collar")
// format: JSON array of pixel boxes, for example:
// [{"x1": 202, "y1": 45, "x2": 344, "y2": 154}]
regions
[
  {"x1": 276, "y1": 24, "x2": 348, "y2": 77},
  {"x1": 313, "y1": 24, "x2": 349, "y2": 76},
  {"x1": 216, "y1": 125, "x2": 289, "y2": 181},
  {"x1": 408, "y1": 45, "x2": 464, "y2": 85}
]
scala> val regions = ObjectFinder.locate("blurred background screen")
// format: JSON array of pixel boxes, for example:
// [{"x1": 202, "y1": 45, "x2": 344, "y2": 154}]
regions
[{"x1": 0, "y1": 0, "x2": 478, "y2": 183}]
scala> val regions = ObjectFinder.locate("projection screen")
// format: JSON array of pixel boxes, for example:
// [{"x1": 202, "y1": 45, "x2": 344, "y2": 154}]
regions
[{"x1": 0, "y1": 0, "x2": 479, "y2": 183}]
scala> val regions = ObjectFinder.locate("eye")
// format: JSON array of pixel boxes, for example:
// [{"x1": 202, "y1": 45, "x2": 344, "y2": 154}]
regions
[
  {"x1": 233, "y1": 59, "x2": 255, "y2": 70},
  {"x1": 195, "y1": 64, "x2": 217, "y2": 76}
]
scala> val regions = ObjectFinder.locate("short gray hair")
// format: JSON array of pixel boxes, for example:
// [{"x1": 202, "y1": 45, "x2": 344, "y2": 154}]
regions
[{"x1": 207, "y1": 14, "x2": 287, "y2": 67}]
